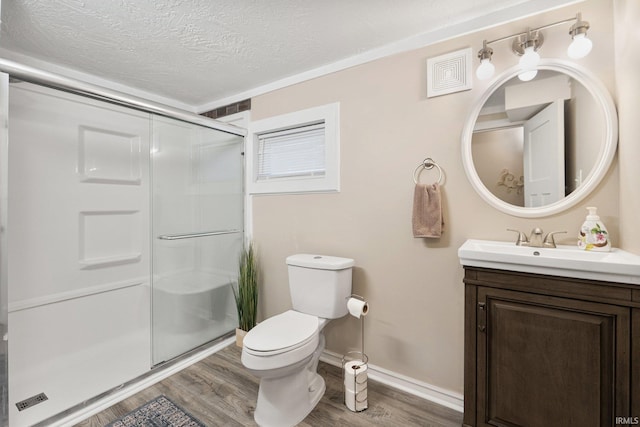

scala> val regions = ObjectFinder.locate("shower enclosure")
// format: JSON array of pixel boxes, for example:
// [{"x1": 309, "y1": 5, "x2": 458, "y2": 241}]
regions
[{"x1": 0, "y1": 66, "x2": 244, "y2": 425}]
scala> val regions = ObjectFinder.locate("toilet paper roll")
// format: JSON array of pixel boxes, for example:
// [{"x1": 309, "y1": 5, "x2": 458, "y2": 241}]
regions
[
  {"x1": 344, "y1": 373, "x2": 367, "y2": 390},
  {"x1": 344, "y1": 379, "x2": 367, "y2": 394},
  {"x1": 347, "y1": 297, "x2": 369, "y2": 318},
  {"x1": 345, "y1": 388, "x2": 368, "y2": 412},
  {"x1": 344, "y1": 360, "x2": 368, "y2": 378},
  {"x1": 344, "y1": 360, "x2": 368, "y2": 392}
]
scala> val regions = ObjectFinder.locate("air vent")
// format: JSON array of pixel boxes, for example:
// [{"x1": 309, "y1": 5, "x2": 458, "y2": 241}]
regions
[
  {"x1": 16, "y1": 392, "x2": 48, "y2": 411},
  {"x1": 427, "y1": 48, "x2": 472, "y2": 98}
]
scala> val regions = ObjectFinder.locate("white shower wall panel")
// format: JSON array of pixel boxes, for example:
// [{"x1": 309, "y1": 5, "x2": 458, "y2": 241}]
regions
[
  {"x1": 8, "y1": 284, "x2": 150, "y2": 427},
  {"x1": 7, "y1": 83, "x2": 151, "y2": 425},
  {"x1": 8, "y1": 84, "x2": 150, "y2": 305}
]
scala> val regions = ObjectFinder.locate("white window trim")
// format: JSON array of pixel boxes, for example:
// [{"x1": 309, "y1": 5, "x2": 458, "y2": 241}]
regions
[
  {"x1": 214, "y1": 110, "x2": 250, "y2": 128},
  {"x1": 247, "y1": 102, "x2": 340, "y2": 195}
]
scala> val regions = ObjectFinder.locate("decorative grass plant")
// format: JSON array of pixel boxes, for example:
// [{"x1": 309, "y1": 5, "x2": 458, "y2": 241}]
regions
[{"x1": 233, "y1": 242, "x2": 258, "y2": 332}]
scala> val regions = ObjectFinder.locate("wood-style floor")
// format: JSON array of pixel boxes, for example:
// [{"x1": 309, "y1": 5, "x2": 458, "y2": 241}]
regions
[{"x1": 76, "y1": 344, "x2": 463, "y2": 426}]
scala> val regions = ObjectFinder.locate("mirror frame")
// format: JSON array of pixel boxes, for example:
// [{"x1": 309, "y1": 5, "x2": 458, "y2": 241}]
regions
[{"x1": 461, "y1": 59, "x2": 618, "y2": 218}]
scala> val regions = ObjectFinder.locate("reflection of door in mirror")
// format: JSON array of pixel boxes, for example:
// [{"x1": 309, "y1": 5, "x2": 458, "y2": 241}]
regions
[
  {"x1": 523, "y1": 99, "x2": 565, "y2": 207},
  {"x1": 472, "y1": 100, "x2": 566, "y2": 208}
]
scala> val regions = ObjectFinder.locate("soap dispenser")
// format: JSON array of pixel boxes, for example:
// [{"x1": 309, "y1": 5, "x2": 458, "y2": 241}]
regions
[{"x1": 578, "y1": 207, "x2": 610, "y2": 252}]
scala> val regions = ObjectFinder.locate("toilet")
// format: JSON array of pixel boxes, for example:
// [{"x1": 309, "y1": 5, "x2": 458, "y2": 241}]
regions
[{"x1": 241, "y1": 254, "x2": 354, "y2": 427}]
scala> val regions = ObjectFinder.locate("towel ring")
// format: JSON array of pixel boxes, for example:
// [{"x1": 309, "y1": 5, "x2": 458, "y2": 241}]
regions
[{"x1": 413, "y1": 158, "x2": 443, "y2": 184}]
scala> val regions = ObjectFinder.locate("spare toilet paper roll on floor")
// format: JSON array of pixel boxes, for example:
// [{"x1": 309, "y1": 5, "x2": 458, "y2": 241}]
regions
[
  {"x1": 347, "y1": 297, "x2": 369, "y2": 318},
  {"x1": 344, "y1": 361, "x2": 368, "y2": 412},
  {"x1": 344, "y1": 360, "x2": 368, "y2": 392},
  {"x1": 345, "y1": 388, "x2": 368, "y2": 412},
  {"x1": 344, "y1": 377, "x2": 367, "y2": 393},
  {"x1": 345, "y1": 386, "x2": 368, "y2": 401},
  {"x1": 344, "y1": 380, "x2": 367, "y2": 394}
]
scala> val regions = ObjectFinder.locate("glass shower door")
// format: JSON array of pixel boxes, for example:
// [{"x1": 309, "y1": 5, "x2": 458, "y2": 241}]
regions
[{"x1": 151, "y1": 116, "x2": 243, "y2": 364}]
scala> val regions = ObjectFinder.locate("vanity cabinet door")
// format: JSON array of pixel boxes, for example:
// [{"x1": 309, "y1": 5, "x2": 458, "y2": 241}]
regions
[{"x1": 476, "y1": 287, "x2": 629, "y2": 427}]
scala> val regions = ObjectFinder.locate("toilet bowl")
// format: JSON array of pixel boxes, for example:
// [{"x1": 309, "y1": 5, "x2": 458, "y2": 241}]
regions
[
  {"x1": 241, "y1": 254, "x2": 354, "y2": 427},
  {"x1": 241, "y1": 310, "x2": 329, "y2": 427}
]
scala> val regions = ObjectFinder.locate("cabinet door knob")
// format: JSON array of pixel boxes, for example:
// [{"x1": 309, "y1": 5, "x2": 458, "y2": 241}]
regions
[{"x1": 478, "y1": 325, "x2": 486, "y2": 332}]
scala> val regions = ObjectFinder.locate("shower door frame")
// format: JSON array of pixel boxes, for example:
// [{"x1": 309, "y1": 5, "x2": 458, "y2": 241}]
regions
[
  {"x1": 0, "y1": 71, "x2": 9, "y2": 427},
  {"x1": 0, "y1": 59, "x2": 245, "y2": 136},
  {"x1": 0, "y1": 59, "x2": 246, "y2": 423}
]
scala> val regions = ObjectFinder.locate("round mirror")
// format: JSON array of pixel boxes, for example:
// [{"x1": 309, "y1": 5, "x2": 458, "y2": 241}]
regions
[{"x1": 461, "y1": 59, "x2": 618, "y2": 217}]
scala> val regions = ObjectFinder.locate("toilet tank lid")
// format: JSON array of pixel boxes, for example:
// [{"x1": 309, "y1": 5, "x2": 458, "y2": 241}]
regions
[{"x1": 286, "y1": 254, "x2": 354, "y2": 270}]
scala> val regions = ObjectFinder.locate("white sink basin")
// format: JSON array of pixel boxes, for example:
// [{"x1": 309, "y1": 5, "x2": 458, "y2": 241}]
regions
[{"x1": 458, "y1": 239, "x2": 640, "y2": 285}]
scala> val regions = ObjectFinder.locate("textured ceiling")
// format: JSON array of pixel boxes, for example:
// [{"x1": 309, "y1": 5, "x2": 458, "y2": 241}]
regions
[{"x1": 0, "y1": 0, "x2": 573, "y2": 109}]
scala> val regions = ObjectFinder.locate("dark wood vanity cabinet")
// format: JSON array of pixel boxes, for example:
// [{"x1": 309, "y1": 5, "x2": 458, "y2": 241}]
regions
[{"x1": 463, "y1": 267, "x2": 640, "y2": 427}]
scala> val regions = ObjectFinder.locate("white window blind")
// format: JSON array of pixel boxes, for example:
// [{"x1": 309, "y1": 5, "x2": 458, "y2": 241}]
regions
[
  {"x1": 256, "y1": 122, "x2": 326, "y2": 181},
  {"x1": 248, "y1": 102, "x2": 339, "y2": 194}
]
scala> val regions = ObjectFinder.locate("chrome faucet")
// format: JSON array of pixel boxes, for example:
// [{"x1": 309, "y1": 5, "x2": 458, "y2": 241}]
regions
[
  {"x1": 507, "y1": 228, "x2": 567, "y2": 248},
  {"x1": 507, "y1": 229, "x2": 529, "y2": 246},
  {"x1": 529, "y1": 227, "x2": 544, "y2": 247}
]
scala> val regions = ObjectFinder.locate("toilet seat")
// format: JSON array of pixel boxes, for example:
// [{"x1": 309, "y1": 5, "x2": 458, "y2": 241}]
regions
[{"x1": 243, "y1": 310, "x2": 319, "y2": 356}]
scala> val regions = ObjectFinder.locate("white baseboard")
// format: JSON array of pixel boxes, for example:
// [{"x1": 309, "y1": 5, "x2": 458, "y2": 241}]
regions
[
  {"x1": 46, "y1": 337, "x2": 236, "y2": 427},
  {"x1": 320, "y1": 350, "x2": 464, "y2": 413}
]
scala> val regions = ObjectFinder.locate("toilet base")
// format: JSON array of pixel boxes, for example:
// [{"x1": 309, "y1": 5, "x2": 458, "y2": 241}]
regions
[
  {"x1": 253, "y1": 334, "x2": 326, "y2": 427},
  {"x1": 254, "y1": 370, "x2": 325, "y2": 427}
]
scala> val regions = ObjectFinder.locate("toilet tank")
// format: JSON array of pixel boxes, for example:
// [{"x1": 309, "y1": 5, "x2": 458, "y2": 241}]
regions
[{"x1": 286, "y1": 254, "x2": 354, "y2": 319}]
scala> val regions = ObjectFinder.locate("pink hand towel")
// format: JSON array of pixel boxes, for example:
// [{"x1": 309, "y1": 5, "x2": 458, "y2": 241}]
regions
[{"x1": 412, "y1": 183, "x2": 443, "y2": 238}]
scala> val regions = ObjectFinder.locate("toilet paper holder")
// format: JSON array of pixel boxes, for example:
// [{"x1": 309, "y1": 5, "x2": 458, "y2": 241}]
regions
[
  {"x1": 342, "y1": 294, "x2": 369, "y2": 412},
  {"x1": 342, "y1": 350, "x2": 368, "y2": 412},
  {"x1": 345, "y1": 294, "x2": 367, "y2": 356}
]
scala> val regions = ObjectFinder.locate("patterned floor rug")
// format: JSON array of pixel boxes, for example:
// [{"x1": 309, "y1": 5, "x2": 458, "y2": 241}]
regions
[{"x1": 105, "y1": 395, "x2": 206, "y2": 427}]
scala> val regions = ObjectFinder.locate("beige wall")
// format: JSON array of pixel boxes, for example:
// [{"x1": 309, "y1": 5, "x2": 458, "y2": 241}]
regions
[
  {"x1": 614, "y1": 0, "x2": 640, "y2": 253},
  {"x1": 250, "y1": 0, "x2": 618, "y2": 395}
]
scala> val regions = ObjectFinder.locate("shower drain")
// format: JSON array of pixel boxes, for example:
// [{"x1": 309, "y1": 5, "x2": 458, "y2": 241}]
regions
[{"x1": 16, "y1": 392, "x2": 48, "y2": 411}]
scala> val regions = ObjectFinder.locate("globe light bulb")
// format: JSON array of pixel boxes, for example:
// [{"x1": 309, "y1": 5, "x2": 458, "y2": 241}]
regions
[
  {"x1": 518, "y1": 69, "x2": 538, "y2": 82},
  {"x1": 476, "y1": 58, "x2": 495, "y2": 80},
  {"x1": 519, "y1": 46, "x2": 540, "y2": 70},
  {"x1": 568, "y1": 33, "x2": 593, "y2": 59}
]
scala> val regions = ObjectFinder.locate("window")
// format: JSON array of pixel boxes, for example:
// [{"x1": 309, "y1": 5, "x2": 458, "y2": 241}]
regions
[
  {"x1": 257, "y1": 122, "x2": 325, "y2": 181},
  {"x1": 248, "y1": 103, "x2": 339, "y2": 194}
]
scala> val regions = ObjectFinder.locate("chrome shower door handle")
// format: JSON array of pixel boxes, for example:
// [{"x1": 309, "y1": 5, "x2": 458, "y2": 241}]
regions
[{"x1": 157, "y1": 229, "x2": 241, "y2": 240}]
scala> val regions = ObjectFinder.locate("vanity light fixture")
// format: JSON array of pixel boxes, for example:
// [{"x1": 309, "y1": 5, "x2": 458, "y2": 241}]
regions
[
  {"x1": 475, "y1": 41, "x2": 495, "y2": 80},
  {"x1": 475, "y1": 12, "x2": 592, "y2": 81},
  {"x1": 567, "y1": 13, "x2": 592, "y2": 59},
  {"x1": 514, "y1": 29, "x2": 542, "y2": 81}
]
